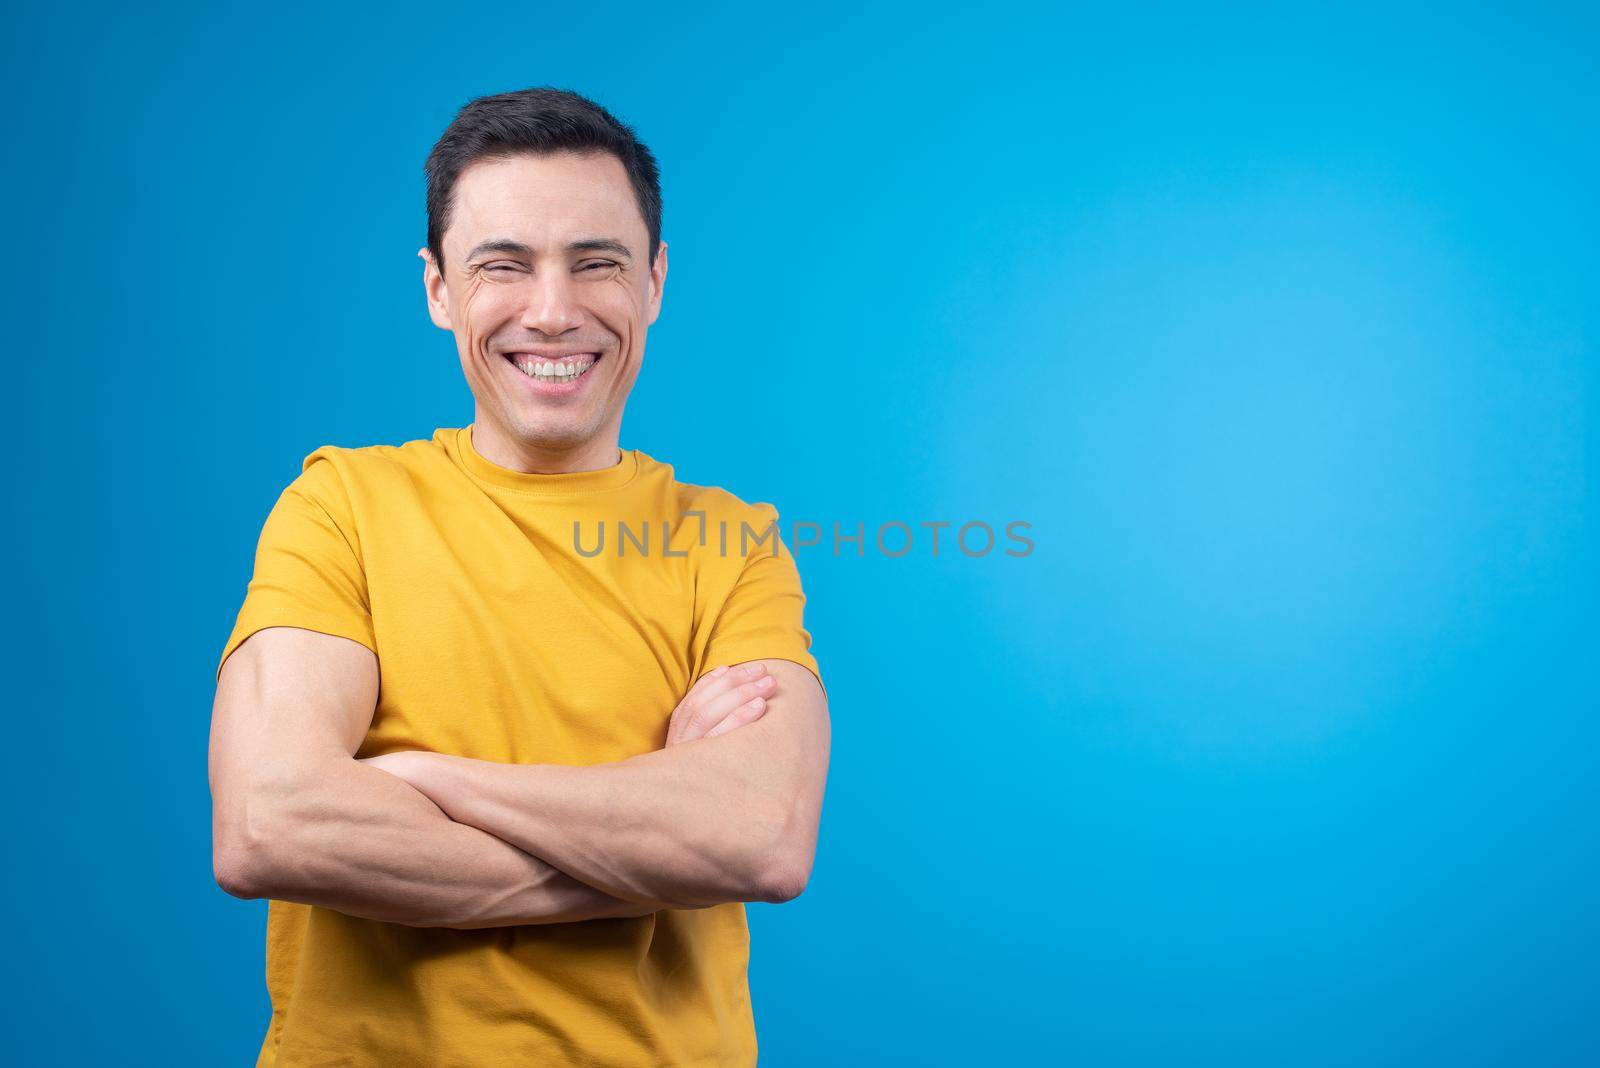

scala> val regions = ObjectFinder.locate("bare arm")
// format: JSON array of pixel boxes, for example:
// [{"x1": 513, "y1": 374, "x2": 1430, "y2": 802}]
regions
[
  {"x1": 364, "y1": 659, "x2": 832, "y2": 910},
  {"x1": 209, "y1": 626, "x2": 675, "y2": 927}
]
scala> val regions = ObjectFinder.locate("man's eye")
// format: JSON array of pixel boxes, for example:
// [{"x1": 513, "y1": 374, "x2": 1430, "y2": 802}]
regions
[
  {"x1": 486, "y1": 264, "x2": 521, "y2": 273},
  {"x1": 581, "y1": 261, "x2": 619, "y2": 272}
]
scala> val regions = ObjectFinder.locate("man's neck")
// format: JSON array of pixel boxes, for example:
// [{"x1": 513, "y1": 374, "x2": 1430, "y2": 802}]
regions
[{"x1": 469, "y1": 420, "x2": 622, "y2": 475}]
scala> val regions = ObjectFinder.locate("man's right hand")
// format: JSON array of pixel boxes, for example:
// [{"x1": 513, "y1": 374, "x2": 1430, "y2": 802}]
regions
[{"x1": 664, "y1": 662, "x2": 778, "y2": 746}]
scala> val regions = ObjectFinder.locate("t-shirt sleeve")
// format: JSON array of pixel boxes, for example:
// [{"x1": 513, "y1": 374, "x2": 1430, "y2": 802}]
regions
[
  {"x1": 697, "y1": 503, "x2": 826, "y2": 700},
  {"x1": 215, "y1": 453, "x2": 377, "y2": 681}
]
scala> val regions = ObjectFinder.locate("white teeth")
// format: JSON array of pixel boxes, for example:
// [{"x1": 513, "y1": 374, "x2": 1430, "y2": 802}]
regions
[{"x1": 510, "y1": 354, "x2": 595, "y2": 382}]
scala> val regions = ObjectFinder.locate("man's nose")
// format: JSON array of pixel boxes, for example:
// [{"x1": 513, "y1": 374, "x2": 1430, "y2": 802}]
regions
[{"x1": 519, "y1": 270, "x2": 584, "y2": 334}]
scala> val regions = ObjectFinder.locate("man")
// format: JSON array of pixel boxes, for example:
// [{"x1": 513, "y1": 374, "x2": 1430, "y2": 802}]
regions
[{"x1": 208, "y1": 86, "x2": 830, "y2": 1067}]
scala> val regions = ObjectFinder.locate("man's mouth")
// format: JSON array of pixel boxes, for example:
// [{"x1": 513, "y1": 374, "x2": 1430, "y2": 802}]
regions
[{"x1": 503, "y1": 352, "x2": 601, "y2": 384}]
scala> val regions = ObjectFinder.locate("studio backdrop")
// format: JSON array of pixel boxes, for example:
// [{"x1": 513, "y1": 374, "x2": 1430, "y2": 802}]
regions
[{"x1": 5, "y1": 3, "x2": 1597, "y2": 1065}]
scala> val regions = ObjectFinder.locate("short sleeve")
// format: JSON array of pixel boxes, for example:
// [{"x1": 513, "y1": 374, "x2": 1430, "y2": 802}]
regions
[
  {"x1": 698, "y1": 503, "x2": 826, "y2": 700},
  {"x1": 216, "y1": 453, "x2": 377, "y2": 681}
]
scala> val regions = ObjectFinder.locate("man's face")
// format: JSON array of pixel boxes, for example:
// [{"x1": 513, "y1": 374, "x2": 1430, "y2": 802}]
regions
[{"x1": 422, "y1": 151, "x2": 666, "y2": 457}]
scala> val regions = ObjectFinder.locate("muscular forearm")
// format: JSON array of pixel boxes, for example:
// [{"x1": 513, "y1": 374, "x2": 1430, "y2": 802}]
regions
[
  {"x1": 222, "y1": 756, "x2": 675, "y2": 926},
  {"x1": 381, "y1": 740, "x2": 804, "y2": 910}
]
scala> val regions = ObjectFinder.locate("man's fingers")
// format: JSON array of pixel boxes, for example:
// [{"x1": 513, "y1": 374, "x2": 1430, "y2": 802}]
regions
[
  {"x1": 682, "y1": 673, "x2": 777, "y2": 742},
  {"x1": 705, "y1": 697, "x2": 768, "y2": 738},
  {"x1": 667, "y1": 662, "x2": 776, "y2": 745},
  {"x1": 667, "y1": 665, "x2": 729, "y2": 745},
  {"x1": 687, "y1": 664, "x2": 730, "y2": 701}
]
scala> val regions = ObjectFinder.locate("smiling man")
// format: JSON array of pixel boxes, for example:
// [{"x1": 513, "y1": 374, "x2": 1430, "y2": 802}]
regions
[{"x1": 208, "y1": 87, "x2": 830, "y2": 1067}]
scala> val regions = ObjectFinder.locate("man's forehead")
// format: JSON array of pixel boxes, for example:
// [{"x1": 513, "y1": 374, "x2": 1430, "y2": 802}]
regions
[{"x1": 448, "y1": 153, "x2": 642, "y2": 253}]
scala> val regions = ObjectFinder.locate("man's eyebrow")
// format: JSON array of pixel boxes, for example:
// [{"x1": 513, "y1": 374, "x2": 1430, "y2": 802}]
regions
[
  {"x1": 464, "y1": 237, "x2": 633, "y2": 262},
  {"x1": 564, "y1": 237, "x2": 633, "y2": 261},
  {"x1": 464, "y1": 238, "x2": 534, "y2": 262}
]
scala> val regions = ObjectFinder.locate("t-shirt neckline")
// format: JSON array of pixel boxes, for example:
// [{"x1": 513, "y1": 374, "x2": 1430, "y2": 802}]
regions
[{"x1": 447, "y1": 425, "x2": 641, "y2": 496}]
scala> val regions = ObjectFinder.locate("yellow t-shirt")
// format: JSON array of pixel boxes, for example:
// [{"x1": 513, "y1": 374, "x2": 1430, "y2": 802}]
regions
[{"x1": 217, "y1": 425, "x2": 823, "y2": 1068}]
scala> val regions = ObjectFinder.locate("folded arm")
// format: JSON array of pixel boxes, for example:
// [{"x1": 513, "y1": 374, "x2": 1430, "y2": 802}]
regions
[
  {"x1": 364, "y1": 659, "x2": 832, "y2": 910},
  {"x1": 209, "y1": 626, "x2": 673, "y2": 928}
]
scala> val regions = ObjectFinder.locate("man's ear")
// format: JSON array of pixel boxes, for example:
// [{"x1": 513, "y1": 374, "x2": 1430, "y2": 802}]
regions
[
  {"x1": 419, "y1": 247, "x2": 453, "y2": 330},
  {"x1": 646, "y1": 240, "x2": 668, "y2": 327}
]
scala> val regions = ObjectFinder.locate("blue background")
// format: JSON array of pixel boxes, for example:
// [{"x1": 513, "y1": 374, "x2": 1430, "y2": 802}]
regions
[{"x1": 6, "y1": 2, "x2": 1597, "y2": 1064}]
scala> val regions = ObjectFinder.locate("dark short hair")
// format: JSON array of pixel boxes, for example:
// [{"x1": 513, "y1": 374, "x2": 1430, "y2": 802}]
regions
[{"x1": 424, "y1": 87, "x2": 662, "y2": 272}]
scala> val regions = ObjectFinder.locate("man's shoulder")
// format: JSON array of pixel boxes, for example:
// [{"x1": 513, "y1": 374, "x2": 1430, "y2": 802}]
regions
[
  {"x1": 639, "y1": 453, "x2": 783, "y2": 526},
  {"x1": 287, "y1": 428, "x2": 460, "y2": 500}
]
